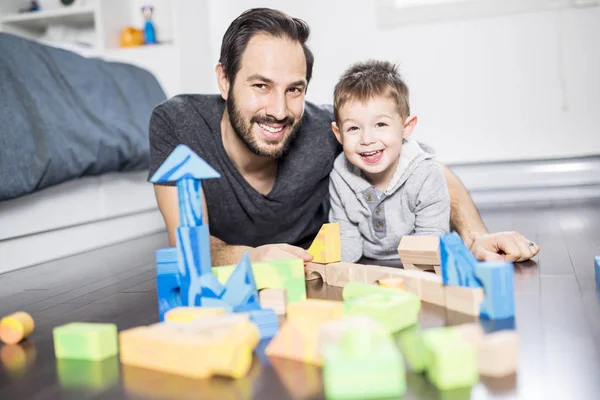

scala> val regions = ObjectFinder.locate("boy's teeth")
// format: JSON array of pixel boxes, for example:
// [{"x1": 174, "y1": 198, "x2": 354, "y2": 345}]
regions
[{"x1": 258, "y1": 123, "x2": 283, "y2": 133}]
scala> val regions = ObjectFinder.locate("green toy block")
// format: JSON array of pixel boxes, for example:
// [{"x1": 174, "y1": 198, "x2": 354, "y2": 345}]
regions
[
  {"x1": 53, "y1": 323, "x2": 118, "y2": 361},
  {"x1": 213, "y1": 259, "x2": 306, "y2": 303},
  {"x1": 396, "y1": 324, "x2": 429, "y2": 373},
  {"x1": 342, "y1": 281, "x2": 416, "y2": 301},
  {"x1": 344, "y1": 292, "x2": 420, "y2": 333},
  {"x1": 322, "y1": 327, "x2": 406, "y2": 399},
  {"x1": 422, "y1": 327, "x2": 478, "y2": 390},
  {"x1": 57, "y1": 356, "x2": 120, "y2": 390}
]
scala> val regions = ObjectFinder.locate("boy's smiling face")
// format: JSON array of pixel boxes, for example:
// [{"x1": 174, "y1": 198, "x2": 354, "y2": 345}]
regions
[{"x1": 332, "y1": 95, "x2": 417, "y2": 190}]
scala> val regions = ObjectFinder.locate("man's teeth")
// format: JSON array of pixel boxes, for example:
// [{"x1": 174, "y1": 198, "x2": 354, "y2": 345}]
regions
[{"x1": 258, "y1": 123, "x2": 284, "y2": 133}]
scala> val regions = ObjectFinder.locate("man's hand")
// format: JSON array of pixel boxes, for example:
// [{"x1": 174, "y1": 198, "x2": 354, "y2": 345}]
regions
[
  {"x1": 469, "y1": 231, "x2": 540, "y2": 262},
  {"x1": 248, "y1": 243, "x2": 314, "y2": 263}
]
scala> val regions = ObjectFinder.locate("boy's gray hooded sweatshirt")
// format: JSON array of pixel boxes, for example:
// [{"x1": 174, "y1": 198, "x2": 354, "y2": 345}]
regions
[{"x1": 328, "y1": 138, "x2": 450, "y2": 263}]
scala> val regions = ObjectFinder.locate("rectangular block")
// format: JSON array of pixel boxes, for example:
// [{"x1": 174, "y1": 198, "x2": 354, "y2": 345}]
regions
[
  {"x1": 318, "y1": 316, "x2": 386, "y2": 357},
  {"x1": 344, "y1": 293, "x2": 420, "y2": 333},
  {"x1": 419, "y1": 273, "x2": 446, "y2": 307},
  {"x1": 156, "y1": 247, "x2": 181, "y2": 321},
  {"x1": 287, "y1": 299, "x2": 343, "y2": 325},
  {"x1": 164, "y1": 307, "x2": 226, "y2": 323},
  {"x1": 445, "y1": 286, "x2": 485, "y2": 316},
  {"x1": 325, "y1": 262, "x2": 367, "y2": 287},
  {"x1": 249, "y1": 308, "x2": 279, "y2": 339},
  {"x1": 475, "y1": 261, "x2": 515, "y2": 320},
  {"x1": 54, "y1": 323, "x2": 118, "y2": 361},
  {"x1": 176, "y1": 225, "x2": 212, "y2": 306},
  {"x1": 398, "y1": 236, "x2": 440, "y2": 265},
  {"x1": 364, "y1": 265, "x2": 397, "y2": 284},
  {"x1": 395, "y1": 324, "x2": 429, "y2": 373},
  {"x1": 259, "y1": 288, "x2": 287, "y2": 315},
  {"x1": 595, "y1": 256, "x2": 600, "y2": 287},
  {"x1": 305, "y1": 262, "x2": 327, "y2": 282},
  {"x1": 478, "y1": 331, "x2": 518, "y2": 377}
]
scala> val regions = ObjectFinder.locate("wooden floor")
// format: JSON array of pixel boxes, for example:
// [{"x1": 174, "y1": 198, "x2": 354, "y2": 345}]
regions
[{"x1": 0, "y1": 199, "x2": 599, "y2": 399}]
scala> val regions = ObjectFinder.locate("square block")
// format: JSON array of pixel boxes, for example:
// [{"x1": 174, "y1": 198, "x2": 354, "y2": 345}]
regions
[
  {"x1": 326, "y1": 262, "x2": 367, "y2": 288},
  {"x1": 419, "y1": 273, "x2": 445, "y2": 307},
  {"x1": 475, "y1": 261, "x2": 515, "y2": 320},
  {"x1": 397, "y1": 235, "x2": 440, "y2": 265},
  {"x1": 54, "y1": 323, "x2": 118, "y2": 361},
  {"x1": 445, "y1": 285, "x2": 484, "y2": 316},
  {"x1": 478, "y1": 331, "x2": 518, "y2": 377},
  {"x1": 259, "y1": 288, "x2": 287, "y2": 315},
  {"x1": 395, "y1": 324, "x2": 429, "y2": 373},
  {"x1": 57, "y1": 356, "x2": 119, "y2": 390}
]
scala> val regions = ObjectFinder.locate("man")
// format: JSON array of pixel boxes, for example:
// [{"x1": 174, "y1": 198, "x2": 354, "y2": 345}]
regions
[{"x1": 149, "y1": 8, "x2": 539, "y2": 266}]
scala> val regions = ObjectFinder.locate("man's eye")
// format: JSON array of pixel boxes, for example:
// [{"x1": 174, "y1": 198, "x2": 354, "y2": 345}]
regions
[
  {"x1": 254, "y1": 84, "x2": 267, "y2": 89},
  {"x1": 288, "y1": 87, "x2": 301, "y2": 93}
]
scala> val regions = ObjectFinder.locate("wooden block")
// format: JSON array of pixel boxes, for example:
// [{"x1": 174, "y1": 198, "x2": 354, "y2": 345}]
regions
[
  {"x1": 388, "y1": 269, "x2": 423, "y2": 298},
  {"x1": 287, "y1": 299, "x2": 343, "y2": 325},
  {"x1": 419, "y1": 273, "x2": 445, "y2": 307},
  {"x1": 364, "y1": 265, "x2": 397, "y2": 284},
  {"x1": 269, "y1": 356, "x2": 322, "y2": 400},
  {"x1": 307, "y1": 223, "x2": 341, "y2": 264},
  {"x1": 259, "y1": 288, "x2": 287, "y2": 315},
  {"x1": 305, "y1": 262, "x2": 327, "y2": 282},
  {"x1": 477, "y1": 331, "x2": 518, "y2": 377},
  {"x1": 445, "y1": 286, "x2": 484, "y2": 316},
  {"x1": 378, "y1": 277, "x2": 404, "y2": 289},
  {"x1": 455, "y1": 323, "x2": 485, "y2": 348},
  {"x1": 397, "y1": 236, "x2": 440, "y2": 266},
  {"x1": 164, "y1": 307, "x2": 226, "y2": 323},
  {"x1": 325, "y1": 262, "x2": 367, "y2": 288}
]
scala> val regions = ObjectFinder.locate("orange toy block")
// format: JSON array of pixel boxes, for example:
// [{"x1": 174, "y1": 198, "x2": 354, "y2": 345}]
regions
[
  {"x1": 378, "y1": 277, "x2": 405, "y2": 290},
  {"x1": 398, "y1": 236, "x2": 441, "y2": 266},
  {"x1": 120, "y1": 319, "x2": 259, "y2": 379},
  {"x1": 164, "y1": 307, "x2": 227, "y2": 323},
  {"x1": 259, "y1": 288, "x2": 287, "y2": 315},
  {"x1": 0, "y1": 312, "x2": 35, "y2": 345},
  {"x1": 307, "y1": 223, "x2": 341, "y2": 264},
  {"x1": 477, "y1": 331, "x2": 519, "y2": 377},
  {"x1": 305, "y1": 262, "x2": 327, "y2": 282},
  {"x1": 445, "y1": 286, "x2": 485, "y2": 316},
  {"x1": 287, "y1": 299, "x2": 343, "y2": 325}
]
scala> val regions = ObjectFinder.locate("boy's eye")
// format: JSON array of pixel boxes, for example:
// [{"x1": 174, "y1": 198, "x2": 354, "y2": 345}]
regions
[
  {"x1": 347, "y1": 126, "x2": 359, "y2": 132},
  {"x1": 375, "y1": 122, "x2": 387, "y2": 128}
]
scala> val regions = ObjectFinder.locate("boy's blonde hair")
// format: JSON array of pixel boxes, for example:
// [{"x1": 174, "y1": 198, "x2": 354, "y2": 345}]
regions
[{"x1": 333, "y1": 60, "x2": 410, "y2": 125}]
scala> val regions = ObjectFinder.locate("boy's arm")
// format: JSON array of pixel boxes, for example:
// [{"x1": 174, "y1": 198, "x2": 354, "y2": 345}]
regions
[
  {"x1": 329, "y1": 174, "x2": 364, "y2": 263},
  {"x1": 411, "y1": 163, "x2": 451, "y2": 236}
]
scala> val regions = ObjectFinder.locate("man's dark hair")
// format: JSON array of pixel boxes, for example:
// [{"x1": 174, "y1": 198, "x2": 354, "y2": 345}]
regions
[{"x1": 219, "y1": 8, "x2": 314, "y2": 89}]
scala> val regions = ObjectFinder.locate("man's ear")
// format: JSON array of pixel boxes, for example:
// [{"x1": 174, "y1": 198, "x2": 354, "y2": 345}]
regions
[
  {"x1": 215, "y1": 63, "x2": 230, "y2": 101},
  {"x1": 331, "y1": 122, "x2": 343, "y2": 145},
  {"x1": 402, "y1": 115, "x2": 418, "y2": 139}
]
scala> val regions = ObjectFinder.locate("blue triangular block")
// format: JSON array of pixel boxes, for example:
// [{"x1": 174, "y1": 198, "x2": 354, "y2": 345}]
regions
[
  {"x1": 150, "y1": 144, "x2": 221, "y2": 183},
  {"x1": 222, "y1": 252, "x2": 261, "y2": 311},
  {"x1": 440, "y1": 232, "x2": 482, "y2": 288}
]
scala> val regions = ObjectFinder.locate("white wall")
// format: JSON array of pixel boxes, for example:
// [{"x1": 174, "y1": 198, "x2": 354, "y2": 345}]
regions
[{"x1": 197, "y1": 0, "x2": 600, "y2": 164}]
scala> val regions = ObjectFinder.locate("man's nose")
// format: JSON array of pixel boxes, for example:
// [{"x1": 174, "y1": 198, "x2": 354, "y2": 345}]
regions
[{"x1": 265, "y1": 91, "x2": 288, "y2": 121}]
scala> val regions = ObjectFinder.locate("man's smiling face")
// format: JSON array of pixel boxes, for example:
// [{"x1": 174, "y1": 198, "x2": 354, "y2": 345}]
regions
[{"x1": 226, "y1": 33, "x2": 307, "y2": 159}]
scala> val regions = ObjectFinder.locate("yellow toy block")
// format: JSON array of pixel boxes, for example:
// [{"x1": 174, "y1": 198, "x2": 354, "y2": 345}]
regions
[
  {"x1": 287, "y1": 299, "x2": 343, "y2": 325},
  {"x1": 0, "y1": 312, "x2": 35, "y2": 345},
  {"x1": 307, "y1": 223, "x2": 341, "y2": 264},
  {"x1": 164, "y1": 306, "x2": 227, "y2": 323}
]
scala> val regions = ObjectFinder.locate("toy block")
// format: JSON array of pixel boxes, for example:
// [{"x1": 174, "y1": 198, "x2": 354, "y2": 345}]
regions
[
  {"x1": 388, "y1": 268, "x2": 424, "y2": 298},
  {"x1": 0, "y1": 311, "x2": 34, "y2": 345},
  {"x1": 342, "y1": 281, "x2": 414, "y2": 301},
  {"x1": 395, "y1": 324, "x2": 429, "y2": 373},
  {"x1": 477, "y1": 330, "x2": 518, "y2": 377},
  {"x1": 325, "y1": 262, "x2": 367, "y2": 287},
  {"x1": 269, "y1": 357, "x2": 322, "y2": 400},
  {"x1": 322, "y1": 327, "x2": 406, "y2": 399},
  {"x1": 307, "y1": 222, "x2": 341, "y2": 264},
  {"x1": 259, "y1": 288, "x2": 287, "y2": 315},
  {"x1": 344, "y1": 293, "x2": 420, "y2": 333},
  {"x1": 213, "y1": 259, "x2": 306, "y2": 304},
  {"x1": 475, "y1": 261, "x2": 515, "y2": 320},
  {"x1": 184, "y1": 314, "x2": 258, "y2": 348},
  {"x1": 440, "y1": 232, "x2": 482, "y2": 288},
  {"x1": 445, "y1": 285, "x2": 485, "y2": 316},
  {"x1": 305, "y1": 262, "x2": 327, "y2": 282},
  {"x1": 149, "y1": 144, "x2": 221, "y2": 183},
  {"x1": 454, "y1": 323, "x2": 485, "y2": 349},
  {"x1": 378, "y1": 277, "x2": 404, "y2": 289},
  {"x1": 398, "y1": 235, "x2": 441, "y2": 266},
  {"x1": 57, "y1": 356, "x2": 119, "y2": 390},
  {"x1": 423, "y1": 327, "x2": 478, "y2": 390},
  {"x1": 248, "y1": 309, "x2": 279, "y2": 339},
  {"x1": 595, "y1": 256, "x2": 600, "y2": 287},
  {"x1": 176, "y1": 225, "x2": 215, "y2": 305},
  {"x1": 164, "y1": 306, "x2": 226, "y2": 323},
  {"x1": 156, "y1": 247, "x2": 181, "y2": 321},
  {"x1": 363, "y1": 265, "x2": 397, "y2": 283},
  {"x1": 419, "y1": 272, "x2": 446, "y2": 307},
  {"x1": 287, "y1": 299, "x2": 344, "y2": 325},
  {"x1": 318, "y1": 316, "x2": 387, "y2": 356},
  {"x1": 221, "y1": 252, "x2": 261, "y2": 312},
  {"x1": 403, "y1": 263, "x2": 440, "y2": 275},
  {"x1": 120, "y1": 320, "x2": 258, "y2": 379},
  {"x1": 54, "y1": 323, "x2": 118, "y2": 361}
]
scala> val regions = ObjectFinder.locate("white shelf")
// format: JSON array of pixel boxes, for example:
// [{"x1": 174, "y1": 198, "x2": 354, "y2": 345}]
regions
[{"x1": 0, "y1": 6, "x2": 95, "y2": 31}]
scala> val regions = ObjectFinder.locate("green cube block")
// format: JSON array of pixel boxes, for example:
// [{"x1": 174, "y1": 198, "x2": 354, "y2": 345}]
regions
[
  {"x1": 344, "y1": 292, "x2": 419, "y2": 333},
  {"x1": 213, "y1": 259, "x2": 306, "y2": 303},
  {"x1": 342, "y1": 281, "x2": 419, "y2": 303},
  {"x1": 57, "y1": 356, "x2": 120, "y2": 390},
  {"x1": 422, "y1": 327, "x2": 478, "y2": 390},
  {"x1": 323, "y1": 328, "x2": 406, "y2": 399},
  {"x1": 53, "y1": 323, "x2": 118, "y2": 361},
  {"x1": 396, "y1": 324, "x2": 429, "y2": 373}
]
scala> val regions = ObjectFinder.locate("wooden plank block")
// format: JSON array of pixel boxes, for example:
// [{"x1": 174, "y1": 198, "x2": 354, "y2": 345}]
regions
[
  {"x1": 477, "y1": 331, "x2": 519, "y2": 377},
  {"x1": 305, "y1": 262, "x2": 327, "y2": 282},
  {"x1": 397, "y1": 236, "x2": 440, "y2": 266},
  {"x1": 445, "y1": 286, "x2": 484, "y2": 317},
  {"x1": 403, "y1": 263, "x2": 440, "y2": 275},
  {"x1": 259, "y1": 288, "x2": 287, "y2": 315},
  {"x1": 364, "y1": 265, "x2": 397, "y2": 284},
  {"x1": 419, "y1": 273, "x2": 445, "y2": 307},
  {"x1": 325, "y1": 262, "x2": 367, "y2": 288},
  {"x1": 387, "y1": 269, "x2": 423, "y2": 298}
]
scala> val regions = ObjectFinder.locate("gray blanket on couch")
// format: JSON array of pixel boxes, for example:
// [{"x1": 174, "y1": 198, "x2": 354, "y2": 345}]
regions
[{"x1": 0, "y1": 33, "x2": 167, "y2": 201}]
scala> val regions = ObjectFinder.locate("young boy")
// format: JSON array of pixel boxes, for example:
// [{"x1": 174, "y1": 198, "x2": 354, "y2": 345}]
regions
[{"x1": 329, "y1": 60, "x2": 450, "y2": 262}]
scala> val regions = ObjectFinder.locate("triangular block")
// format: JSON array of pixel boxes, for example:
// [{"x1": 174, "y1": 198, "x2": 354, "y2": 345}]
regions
[
  {"x1": 221, "y1": 252, "x2": 261, "y2": 312},
  {"x1": 150, "y1": 144, "x2": 221, "y2": 183},
  {"x1": 307, "y1": 223, "x2": 341, "y2": 264}
]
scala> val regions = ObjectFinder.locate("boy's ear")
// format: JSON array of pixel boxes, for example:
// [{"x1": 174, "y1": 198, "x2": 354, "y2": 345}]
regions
[
  {"x1": 402, "y1": 115, "x2": 418, "y2": 139},
  {"x1": 215, "y1": 63, "x2": 230, "y2": 101},
  {"x1": 331, "y1": 122, "x2": 343, "y2": 145}
]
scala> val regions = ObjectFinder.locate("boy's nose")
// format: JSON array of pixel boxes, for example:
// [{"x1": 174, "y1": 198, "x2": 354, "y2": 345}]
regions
[{"x1": 359, "y1": 129, "x2": 376, "y2": 145}]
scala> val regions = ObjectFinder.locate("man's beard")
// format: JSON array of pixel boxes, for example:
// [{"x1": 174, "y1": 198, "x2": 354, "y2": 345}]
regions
[{"x1": 226, "y1": 89, "x2": 302, "y2": 159}]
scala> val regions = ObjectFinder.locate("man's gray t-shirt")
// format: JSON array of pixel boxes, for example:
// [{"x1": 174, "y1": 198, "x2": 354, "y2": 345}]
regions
[{"x1": 148, "y1": 94, "x2": 341, "y2": 248}]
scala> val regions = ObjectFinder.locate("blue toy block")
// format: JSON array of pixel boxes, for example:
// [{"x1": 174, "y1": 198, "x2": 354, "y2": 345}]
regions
[
  {"x1": 222, "y1": 252, "x2": 261, "y2": 312},
  {"x1": 441, "y1": 232, "x2": 482, "y2": 288},
  {"x1": 156, "y1": 248, "x2": 180, "y2": 321},
  {"x1": 149, "y1": 144, "x2": 220, "y2": 183},
  {"x1": 199, "y1": 297, "x2": 232, "y2": 312},
  {"x1": 475, "y1": 261, "x2": 515, "y2": 320},
  {"x1": 249, "y1": 308, "x2": 279, "y2": 339},
  {"x1": 176, "y1": 225, "x2": 213, "y2": 306},
  {"x1": 595, "y1": 257, "x2": 600, "y2": 287},
  {"x1": 176, "y1": 178, "x2": 203, "y2": 227}
]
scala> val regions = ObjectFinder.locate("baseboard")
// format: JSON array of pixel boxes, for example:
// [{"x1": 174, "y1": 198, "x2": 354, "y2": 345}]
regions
[{"x1": 0, "y1": 210, "x2": 166, "y2": 275}]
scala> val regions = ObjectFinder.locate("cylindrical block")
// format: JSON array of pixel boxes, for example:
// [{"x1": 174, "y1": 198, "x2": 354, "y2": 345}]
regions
[
  {"x1": 378, "y1": 277, "x2": 405, "y2": 290},
  {"x1": 0, "y1": 312, "x2": 35, "y2": 345}
]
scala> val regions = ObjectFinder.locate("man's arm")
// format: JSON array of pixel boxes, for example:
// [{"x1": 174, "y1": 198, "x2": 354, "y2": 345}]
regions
[
  {"x1": 153, "y1": 185, "x2": 312, "y2": 265},
  {"x1": 441, "y1": 163, "x2": 540, "y2": 262}
]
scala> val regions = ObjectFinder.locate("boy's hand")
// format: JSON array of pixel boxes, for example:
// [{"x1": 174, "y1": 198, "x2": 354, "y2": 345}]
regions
[
  {"x1": 249, "y1": 244, "x2": 314, "y2": 263},
  {"x1": 469, "y1": 231, "x2": 540, "y2": 262}
]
